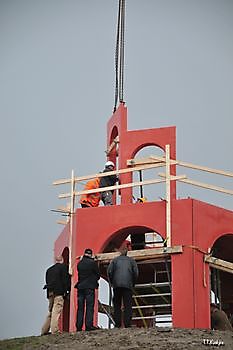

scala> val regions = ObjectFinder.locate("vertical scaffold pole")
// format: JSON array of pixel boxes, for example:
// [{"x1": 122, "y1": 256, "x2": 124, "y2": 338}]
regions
[
  {"x1": 69, "y1": 169, "x2": 75, "y2": 275},
  {"x1": 165, "y1": 145, "x2": 171, "y2": 247}
]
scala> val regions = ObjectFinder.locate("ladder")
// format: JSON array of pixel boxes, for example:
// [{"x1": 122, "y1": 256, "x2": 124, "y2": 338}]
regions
[{"x1": 132, "y1": 258, "x2": 172, "y2": 327}]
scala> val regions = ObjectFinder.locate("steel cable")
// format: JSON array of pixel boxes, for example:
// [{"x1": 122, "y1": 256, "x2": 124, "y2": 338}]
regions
[{"x1": 113, "y1": 0, "x2": 125, "y2": 112}]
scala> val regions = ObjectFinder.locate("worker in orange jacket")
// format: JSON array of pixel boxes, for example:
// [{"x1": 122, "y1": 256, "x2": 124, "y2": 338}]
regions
[{"x1": 80, "y1": 177, "x2": 100, "y2": 208}]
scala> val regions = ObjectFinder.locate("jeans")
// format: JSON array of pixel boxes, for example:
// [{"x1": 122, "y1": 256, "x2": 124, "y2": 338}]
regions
[
  {"x1": 113, "y1": 287, "x2": 133, "y2": 328},
  {"x1": 76, "y1": 289, "x2": 95, "y2": 330},
  {"x1": 101, "y1": 191, "x2": 113, "y2": 206}
]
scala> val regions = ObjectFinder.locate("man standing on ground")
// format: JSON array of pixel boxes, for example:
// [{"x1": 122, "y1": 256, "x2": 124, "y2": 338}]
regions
[
  {"x1": 41, "y1": 255, "x2": 71, "y2": 335},
  {"x1": 107, "y1": 247, "x2": 138, "y2": 328},
  {"x1": 75, "y1": 248, "x2": 100, "y2": 331}
]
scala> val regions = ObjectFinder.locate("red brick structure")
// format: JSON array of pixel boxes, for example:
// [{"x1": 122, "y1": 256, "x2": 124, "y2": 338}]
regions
[{"x1": 54, "y1": 103, "x2": 233, "y2": 331}]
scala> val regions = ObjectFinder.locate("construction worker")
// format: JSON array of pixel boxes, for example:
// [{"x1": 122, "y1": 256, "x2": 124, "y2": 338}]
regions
[
  {"x1": 79, "y1": 177, "x2": 100, "y2": 208},
  {"x1": 99, "y1": 161, "x2": 118, "y2": 205},
  {"x1": 210, "y1": 303, "x2": 233, "y2": 331},
  {"x1": 107, "y1": 246, "x2": 138, "y2": 328},
  {"x1": 41, "y1": 255, "x2": 71, "y2": 335}
]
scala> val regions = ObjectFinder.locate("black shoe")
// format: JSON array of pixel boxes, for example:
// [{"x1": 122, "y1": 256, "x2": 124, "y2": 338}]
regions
[{"x1": 86, "y1": 326, "x2": 100, "y2": 331}]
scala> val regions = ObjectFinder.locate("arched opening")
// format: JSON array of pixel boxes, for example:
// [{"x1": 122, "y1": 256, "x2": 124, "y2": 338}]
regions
[
  {"x1": 132, "y1": 145, "x2": 165, "y2": 203},
  {"x1": 109, "y1": 126, "x2": 120, "y2": 205},
  {"x1": 61, "y1": 247, "x2": 70, "y2": 332},
  {"x1": 210, "y1": 234, "x2": 233, "y2": 325},
  {"x1": 103, "y1": 225, "x2": 164, "y2": 253},
  {"x1": 99, "y1": 226, "x2": 171, "y2": 328}
]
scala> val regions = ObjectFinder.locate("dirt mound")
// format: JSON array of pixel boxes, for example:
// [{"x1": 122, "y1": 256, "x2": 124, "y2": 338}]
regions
[{"x1": 0, "y1": 328, "x2": 232, "y2": 350}]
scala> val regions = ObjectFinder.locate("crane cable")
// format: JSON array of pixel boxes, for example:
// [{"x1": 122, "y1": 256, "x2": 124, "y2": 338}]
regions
[{"x1": 113, "y1": 0, "x2": 126, "y2": 112}]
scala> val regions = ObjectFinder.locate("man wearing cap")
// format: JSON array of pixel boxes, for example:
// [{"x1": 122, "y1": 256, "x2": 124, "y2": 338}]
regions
[
  {"x1": 41, "y1": 255, "x2": 71, "y2": 335},
  {"x1": 75, "y1": 248, "x2": 100, "y2": 331},
  {"x1": 99, "y1": 161, "x2": 118, "y2": 205}
]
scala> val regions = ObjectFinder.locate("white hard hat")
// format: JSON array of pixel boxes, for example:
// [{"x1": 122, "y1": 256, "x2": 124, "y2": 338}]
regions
[{"x1": 105, "y1": 161, "x2": 115, "y2": 168}]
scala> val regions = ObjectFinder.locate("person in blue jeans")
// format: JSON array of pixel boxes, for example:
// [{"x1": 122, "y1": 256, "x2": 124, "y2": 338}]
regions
[{"x1": 75, "y1": 248, "x2": 100, "y2": 331}]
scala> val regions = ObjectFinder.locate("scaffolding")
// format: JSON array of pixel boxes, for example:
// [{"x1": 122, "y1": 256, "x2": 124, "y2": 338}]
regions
[{"x1": 52, "y1": 148, "x2": 233, "y2": 327}]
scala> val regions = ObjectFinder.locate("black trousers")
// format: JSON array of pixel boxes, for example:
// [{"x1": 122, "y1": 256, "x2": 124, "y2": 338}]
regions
[
  {"x1": 113, "y1": 287, "x2": 133, "y2": 328},
  {"x1": 76, "y1": 289, "x2": 95, "y2": 330}
]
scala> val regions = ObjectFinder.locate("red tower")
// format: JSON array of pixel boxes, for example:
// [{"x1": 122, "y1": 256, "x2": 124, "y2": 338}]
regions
[{"x1": 54, "y1": 103, "x2": 233, "y2": 331}]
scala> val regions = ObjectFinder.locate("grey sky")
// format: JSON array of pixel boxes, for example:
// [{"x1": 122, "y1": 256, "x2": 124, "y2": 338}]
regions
[{"x1": 0, "y1": 0, "x2": 232, "y2": 339}]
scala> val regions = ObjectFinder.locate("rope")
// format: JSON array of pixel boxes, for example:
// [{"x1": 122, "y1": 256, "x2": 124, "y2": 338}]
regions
[
  {"x1": 113, "y1": 0, "x2": 121, "y2": 112},
  {"x1": 119, "y1": 0, "x2": 125, "y2": 103},
  {"x1": 113, "y1": 0, "x2": 126, "y2": 112}
]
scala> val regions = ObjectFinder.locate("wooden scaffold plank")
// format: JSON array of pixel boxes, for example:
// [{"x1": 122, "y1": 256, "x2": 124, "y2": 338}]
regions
[
  {"x1": 96, "y1": 245, "x2": 183, "y2": 263},
  {"x1": 204, "y1": 255, "x2": 233, "y2": 274}
]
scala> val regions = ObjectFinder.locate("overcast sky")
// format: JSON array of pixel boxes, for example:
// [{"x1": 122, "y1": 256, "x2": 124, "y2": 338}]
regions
[{"x1": 0, "y1": 0, "x2": 233, "y2": 339}]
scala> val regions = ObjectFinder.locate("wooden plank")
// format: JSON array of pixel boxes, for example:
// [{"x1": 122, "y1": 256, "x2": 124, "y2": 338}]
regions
[
  {"x1": 68, "y1": 169, "x2": 75, "y2": 275},
  {"x1": 56, "y1": 206, "x2": 70, "y2": 213},
  {"x1": 105, "y1": 136, "x2": 119, "y2": 155},
  {"x1": 53, "y1": 162, "x2": 165, "y2": 186},
  {"x1": 159, "y1": 173, "x2": 233, "y2": 196},
  {"x1": 57, "y1": 220, "x2": 68, "y2": 225},
  {"x1": 177, "y1": 160, "x2": 233, "y2": 178},
  {"x1": 204, "y1": 255, "x2": 233, "y2": 274},
  {"x1": 165, "y1": 145, "x2": 171, "y2": 247},
  {"x1": 53, "y1": 155, "x2": 233, "y2": 186},
  {"x1": 58, "y1": 175, "x2": 186, "y2": 199},
  {"x1": 96, "y1": 245, "x2": 183, "y2": 263},
  {"x1": 143, "y1": 155, "x2": 233, "y2": 178},
  {"x1": 127, "y1": 156, "x2": 165, "y2": 166},
  {"x1": 179, "y1": 178, "x2": 233, "y2": 195}
]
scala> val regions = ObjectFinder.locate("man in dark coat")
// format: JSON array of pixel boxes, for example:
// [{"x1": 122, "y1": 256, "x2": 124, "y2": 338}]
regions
[
  {"x1": 107, "y1": 247, "x2": 138, "y2": 328},
  {"x1": 210, "y1": 303, "x2": 233, "y2": 331},
  {"x1": 41, "y1": 255, "x2": 71, "y2": 335},
  {"x1": 99, "y1": 161, "x2": 118, "y2": 205},
  {"x1": 75, "y1": 248, "x2": 100, "y2": 331}
]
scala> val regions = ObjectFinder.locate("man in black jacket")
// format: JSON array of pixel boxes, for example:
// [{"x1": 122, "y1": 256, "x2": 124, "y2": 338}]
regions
[
  {"x1": 100, "y1": 161, "x2": 118, "y2": 205},
  {"x1": 75, "y1": 248, "x2": 100, "y2": 331},
  {"x1": 107, "y1": 247, "x2": 138, "y2": 328},
  {"x1": 41, "y1": 255, "x2": 71, "y2": 335}
]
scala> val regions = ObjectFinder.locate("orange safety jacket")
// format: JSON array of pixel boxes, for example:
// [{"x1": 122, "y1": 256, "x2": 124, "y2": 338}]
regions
[{"x1": 80, "y1": 177, "x2": 100, "y2": 207}]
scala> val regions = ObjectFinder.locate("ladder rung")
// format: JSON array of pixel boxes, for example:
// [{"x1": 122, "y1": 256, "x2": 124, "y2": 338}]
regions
[
  {"x1": 156, "y1": 270, "x2": 169, "y2": 274},
  {"x1": 138, "y1": 257, "x2": 171, "y2": 263},
  {"x1": 155, "y1": 313, "x2": 172, "y2": 317},
  {"x1": 132, "y1": 315, "x2": 156, "y2": 320},
  {"x1": 133, "y1": 304, "x2": 158, "y2": 309},
  {"x1": 133, "y1": 303, "x2": 171, "y2": 309},
  {"x1": 132, "y1": 315, "x2": 172, "y2": 321},
  {"x1": 135, "y1": 282, "x2": 171, "y2": 288},
  {"x1": 133, "y1": 293, "x2": 171, "y2": 298}
]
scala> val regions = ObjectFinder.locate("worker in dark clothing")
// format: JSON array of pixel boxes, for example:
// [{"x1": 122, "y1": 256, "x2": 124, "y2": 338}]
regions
[
  {"x1": 107, "y1": 247, "x2": 138, "y2": 328},
  {"x1": 41, "y1": 255, "x2": 71, "y2": 335},
  {"x1": 210, "y1": 303, "x2": 233, "y2": 331},
  {"x1": 99, "y1": 161, "x2": 118, "y2": 205},
  {"x1": 75, "y1": 248, "x2": 100, "y2": 331}
]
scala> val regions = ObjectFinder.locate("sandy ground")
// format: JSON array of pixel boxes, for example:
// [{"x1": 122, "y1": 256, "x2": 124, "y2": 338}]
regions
[{"x1": 1, "y1": 327, "x2": 233, "y2": 350}]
